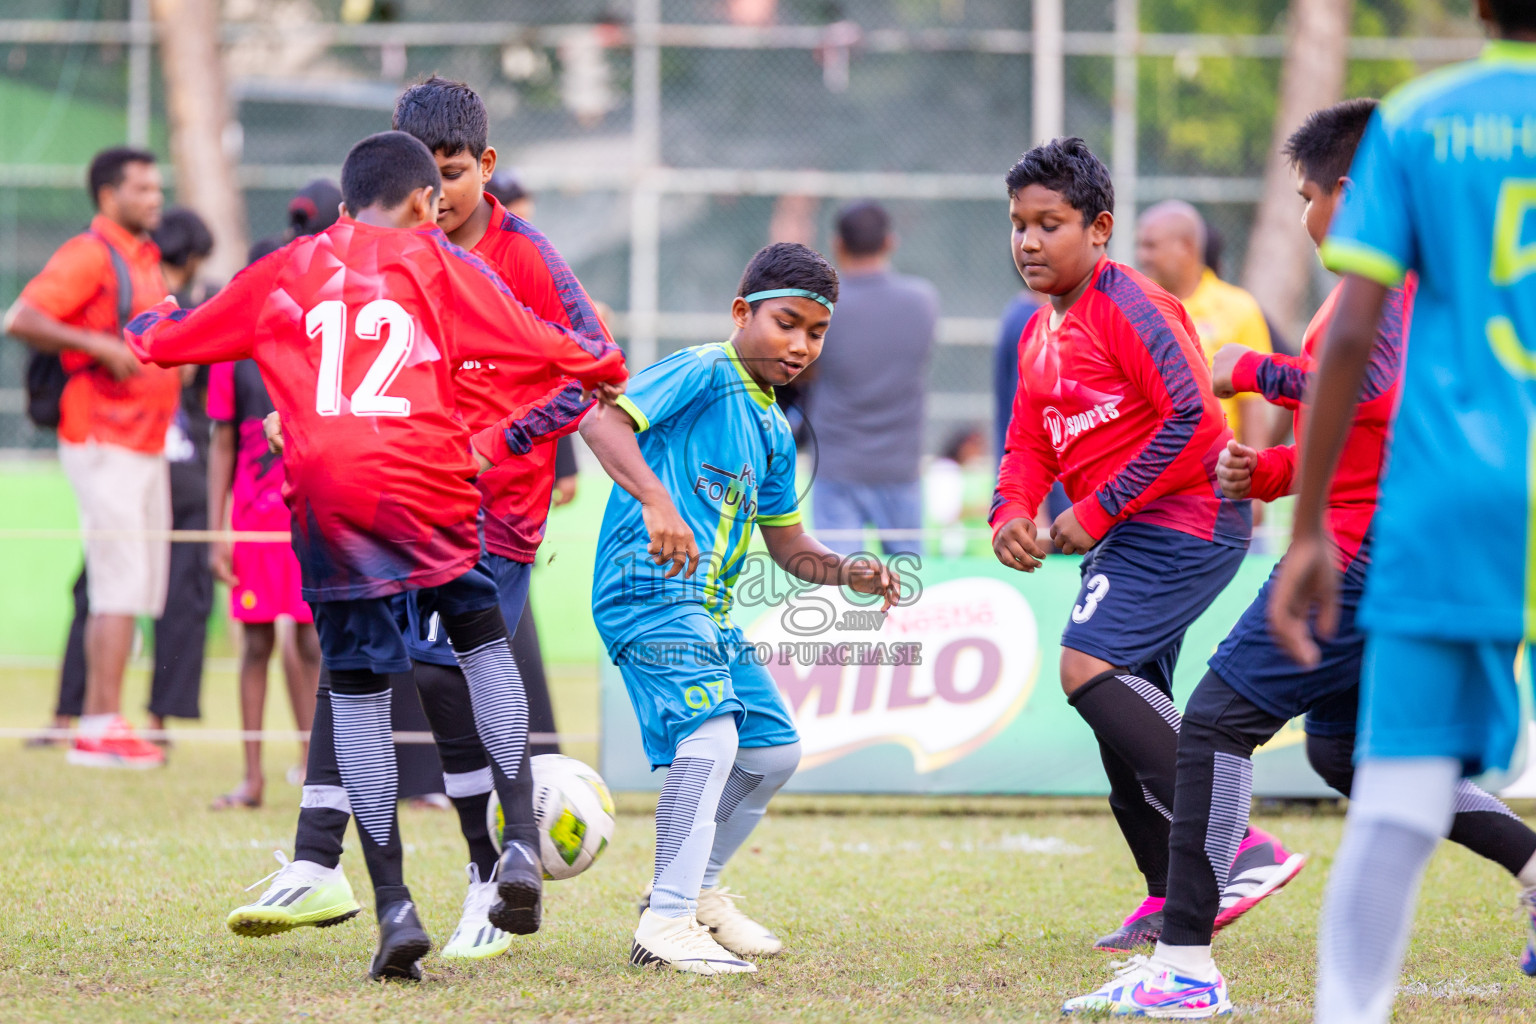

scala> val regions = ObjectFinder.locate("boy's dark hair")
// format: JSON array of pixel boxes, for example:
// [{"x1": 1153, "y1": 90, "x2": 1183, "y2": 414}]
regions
[
  {"x1": 1487, "y1": 0, "x2": 1536, "y2": 32},
  {"x1": 152, "y1": 207, "x2": 214, "y2": 268},
  {"x1": 340, "y1": 131, "x2": 442, "y2": 213},
  {"x1": 393, "y1": 75, "x2": 489, "y2": 159},
  {"x1": 88, "y1": 147, "x2": 156, "y2": 208},
  {"x1": 835, "y1": 200, "x2": 890, "y2": 256},
  {"x1": 737, "y1": 242, "x2": 840, "y2": 311},
  {"x1": 1283, "y1": 98, "x2": 1379, "y2": 190},
  {"x1": 1003, "y1": 137, "x2": 1114, "y2": 226}
]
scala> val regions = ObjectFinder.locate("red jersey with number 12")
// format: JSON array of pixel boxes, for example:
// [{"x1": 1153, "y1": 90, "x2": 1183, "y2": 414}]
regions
[{"x1": 125, "y1": 218, "x2": 627, "y2": 601}]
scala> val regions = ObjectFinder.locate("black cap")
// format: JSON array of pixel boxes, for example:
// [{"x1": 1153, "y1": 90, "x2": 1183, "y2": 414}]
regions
[
  {"x1": 485, "y1": 169, "x2": 528, "y2": 206},
  {"x1": 288, "y1": 179, "x2": 343, "y2": 236}
]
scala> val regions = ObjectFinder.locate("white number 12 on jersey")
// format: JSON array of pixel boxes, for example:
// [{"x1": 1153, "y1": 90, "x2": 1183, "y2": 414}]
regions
[{"x1": 307, "y1": 299, "x2": 414, "y2": 417}]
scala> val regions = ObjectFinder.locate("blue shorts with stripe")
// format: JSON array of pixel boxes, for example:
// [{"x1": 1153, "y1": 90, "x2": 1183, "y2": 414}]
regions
[
  {"x1": 402, "y1": 552, "x2": 532, "y2": 668},
  {"x1": 607, "y1": 607, "x2": 799, "y2": 769},
  {"x1": 1206, "y1": 556, "x2": 1368, "y2": 737},
  {"x1": 1061, "y1": 521, "x2": 1247, "y2": 695},
  {"x1": 312, "y1": 562, "x2": 499, "y2": 675}
]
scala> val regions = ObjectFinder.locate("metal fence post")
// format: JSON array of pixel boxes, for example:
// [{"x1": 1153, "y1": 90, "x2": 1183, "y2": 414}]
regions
[
  {"x1": 127, "y1": 0, "x2": 152, "y2": 148},
  {"x1": 1031, "y1": 0, "x2": 1063, "y2": 145},
  {"x1": 1111, "y1": 0, "x2": 1139, "y2": 263},
  {"x1": 627, "y1": 0, "x2": 662, "y2": 370}
]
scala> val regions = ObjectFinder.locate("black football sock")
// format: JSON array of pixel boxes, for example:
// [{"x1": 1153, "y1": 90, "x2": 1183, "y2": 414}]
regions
[
  {"x1": 328, "y1": 669, "x2": 404, "y2": 896},
  {"x1": 442, "y1": 606, "x2": 537, "y2": 849},
  {"x1": 1070, "y1": 667, "x2": 1185, "y2": 897},
  {"x1": 1306, "y1": 730, "x2": 1536, "y2": 880},
  {"x1": 293, "y1": 672, "x2": 347, "y2": 869},
  {"x1": 413, "y1": 660, "x2": 499, "y2": 877},
  {"x1": 1163, "y1": 671, "x2": 1287, "y2": 947}
]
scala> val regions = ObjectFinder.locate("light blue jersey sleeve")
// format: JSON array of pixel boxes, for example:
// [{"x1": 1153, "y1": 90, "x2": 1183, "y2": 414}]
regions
[
  {"x1": 1320, "y1": 110, "x2": 1416, "y2": 287},
  {"x1": 754, "y1": 411, "x2": 802, "y2": 528},
  {"x1": 615, "y1": 349, "x2": 710, "y2": 434}
]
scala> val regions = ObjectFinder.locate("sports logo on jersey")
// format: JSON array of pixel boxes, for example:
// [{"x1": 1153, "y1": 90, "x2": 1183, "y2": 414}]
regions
[
  {"x1": 1042, "y1": 399, "x2": 1121, "y2": 452},
  {"x1": 693, "y1": 461, "x2": 759, "y2": 519}
]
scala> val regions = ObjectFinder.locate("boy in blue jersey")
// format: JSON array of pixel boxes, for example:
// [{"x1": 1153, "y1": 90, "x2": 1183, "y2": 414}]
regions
[
  {"x1": 579, "y1": 242, "x2": 902, "y2": 975},
  {"x1": 1270, "y1": 2, "x2": 1536, "y2": 1021}
]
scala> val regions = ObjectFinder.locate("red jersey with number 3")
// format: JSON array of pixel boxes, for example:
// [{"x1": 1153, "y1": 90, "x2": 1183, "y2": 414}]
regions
[
  {"x1": 124, "y1": 218, "x2": 627, "y2": 601},
  {"x1": 990, "y1": 257, "x2": 1250, "y2": 547}
]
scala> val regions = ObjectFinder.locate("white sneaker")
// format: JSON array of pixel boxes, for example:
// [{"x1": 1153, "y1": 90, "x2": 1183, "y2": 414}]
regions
[
  {"x1": 630, "y1": 908, "x2": 757, "y2": 975},
  {"x1": 441, "y1": 864, "x2": 513, "y2": 960},
  {"x1": 226, "y1": 851, "x2": 361, "y2": 937},
  {"x1": 697, "y1": 886, "x2": 783, "y2": 956}
]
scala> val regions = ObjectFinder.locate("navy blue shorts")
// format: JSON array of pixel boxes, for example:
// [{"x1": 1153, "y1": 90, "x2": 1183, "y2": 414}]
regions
[
  {"x1": 403, "y1": 553, "x2": 532, "y2": 668},
  {"x1": 1061, "y1": 521, "x2": 1247, "y2": 695},
  {"x1": 1207, "y1": 557, "x2": 1367, "y2": 737},
  {"x1": 312, "y1": 563, "x2": 500, "y2": 675}
]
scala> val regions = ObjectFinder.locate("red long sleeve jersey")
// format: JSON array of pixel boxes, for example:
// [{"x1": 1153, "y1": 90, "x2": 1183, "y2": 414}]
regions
[
  {"x1": 990, "y1": 258, "x2": 1249, "y2": 547},
  {"x1": 125, "y1": 218, "x2": 628, "y2": 602},
  {"x1": 1231, "y1": 277, "x2": 1413, "y2": 571},
  {"x1": 455, "y1": 195, "x2": 611, "y2": 563}
]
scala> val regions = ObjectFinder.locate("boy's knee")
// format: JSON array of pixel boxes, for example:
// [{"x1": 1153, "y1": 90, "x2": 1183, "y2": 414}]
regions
[
  {"x1": 734, "y1": 740, "x2": 801, "y2": 787},
  {"x1": 440, "y1": 604, "x2": 507, "y2": 653},
  {"x1": 242, "y1": 623, "x2": 276, "y2": 662},
  {"x1": 1305, "y1": 731, "x2": 1357, "y2": 797}
]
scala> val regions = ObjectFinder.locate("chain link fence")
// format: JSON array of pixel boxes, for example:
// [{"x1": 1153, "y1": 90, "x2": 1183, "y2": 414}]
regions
[{"x1": 0, "y1": 0, "x2": 1485, "y2": 452}]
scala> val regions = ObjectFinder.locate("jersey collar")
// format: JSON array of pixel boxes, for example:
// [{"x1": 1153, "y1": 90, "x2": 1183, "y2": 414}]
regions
[
  {"x1": 1483, "y1": 39, "x2": 1536, "y2": 65},
  {"x1": 722, "y1": 342, "x2": 776, "y2": 409}
]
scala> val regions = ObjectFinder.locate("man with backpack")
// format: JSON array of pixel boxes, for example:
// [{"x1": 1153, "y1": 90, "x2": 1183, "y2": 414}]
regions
[{"x1": 3, "y1": 146, "x2": 178, "y2": 768}]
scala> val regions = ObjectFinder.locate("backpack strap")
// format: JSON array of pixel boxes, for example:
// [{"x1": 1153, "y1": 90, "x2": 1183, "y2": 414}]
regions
[{"x1": 87, "y1": 229, "x2": 136, "y2": 333}]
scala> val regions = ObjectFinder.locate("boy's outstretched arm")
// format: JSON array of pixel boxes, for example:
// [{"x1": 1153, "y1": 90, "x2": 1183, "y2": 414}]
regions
[
  {"x1": 576, "y1": 402, "x2": 699, "y2": 579},
  {"x1": 1268, "y1": 274, "x2": 1389, "y2": 666},
  {"x1": 760, "y1": 523, "x2": 903, "y2": 612},
  {"x1": 124, "y1": 255, "x2": 283, "y2": 367}
]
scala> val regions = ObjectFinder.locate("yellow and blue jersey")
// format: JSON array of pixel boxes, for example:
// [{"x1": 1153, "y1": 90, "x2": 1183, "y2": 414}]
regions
[
  {"x1": 592, "y1": 342, "x2": 802, "y2": 651},
  {"x1": 1321, "y1": 39, "x2": 1536, "y2": 640}
]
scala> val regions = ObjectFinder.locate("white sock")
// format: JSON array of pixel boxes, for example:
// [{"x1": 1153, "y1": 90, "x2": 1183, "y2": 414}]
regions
[
  {"x1": 649, "y1": 716, "x2": 738, "y2": 919},
  {"x1": 78, "y1": 713, "x2": 116, "y2": 737},
  {"x1": 1314, "y1": 756, "x2": 1457, "y2": 1024},
  {"x1": 1153, "y1": 941, "x2": 1218, "y2": 981},
  {"x1": 1517, "y1": 849, "x2": 1536, "y2": 891}
]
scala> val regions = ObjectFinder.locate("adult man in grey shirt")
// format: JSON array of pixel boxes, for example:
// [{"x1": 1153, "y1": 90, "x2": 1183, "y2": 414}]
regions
[{"x1": 805, "y1": 201, "x2": 938, "y2": 556}]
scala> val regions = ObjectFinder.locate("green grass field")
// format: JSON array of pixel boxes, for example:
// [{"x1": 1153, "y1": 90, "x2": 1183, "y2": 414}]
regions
[{"x1": 3, "y1": 663, "x2": 1536, "y2": 1022}]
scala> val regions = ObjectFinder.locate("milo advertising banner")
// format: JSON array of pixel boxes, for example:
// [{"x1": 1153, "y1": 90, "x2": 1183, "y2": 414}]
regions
[{"x1": 600, "y1": 553, "x2": 1340, "y2": 796}]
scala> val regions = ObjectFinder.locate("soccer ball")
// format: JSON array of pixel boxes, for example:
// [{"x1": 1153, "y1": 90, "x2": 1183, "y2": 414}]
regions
[{"x1": 486, "y1": 753, "x2": 616, "y2": 880}]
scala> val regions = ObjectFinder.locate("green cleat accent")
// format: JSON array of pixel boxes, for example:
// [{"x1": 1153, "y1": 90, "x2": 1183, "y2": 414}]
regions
[
  {"x1": 440, "y1": 864, "x2": 513, "y2": 960},
  {"x1": 226, "y1": 851, "x2": 362, "y2": 938}
]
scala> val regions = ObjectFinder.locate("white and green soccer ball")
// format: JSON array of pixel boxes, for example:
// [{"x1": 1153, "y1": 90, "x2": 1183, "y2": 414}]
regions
[{"x1": 487, "y1": 753, "x2": 616, "y2": 880}]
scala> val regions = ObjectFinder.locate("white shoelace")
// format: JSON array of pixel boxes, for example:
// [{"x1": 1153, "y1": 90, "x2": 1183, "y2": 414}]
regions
[
  {"x1": 702, "y1": 888, "x2": 755, "y2": 927},
  {"x1": 242, "y1": 850, "x2": 315, "y2": 899},
  {"x1": 668, "y1": 914, "x2": 735, "y2": 958},
  {"x1": 453, "y1": 864, "x2": 501, "y2": 938}
]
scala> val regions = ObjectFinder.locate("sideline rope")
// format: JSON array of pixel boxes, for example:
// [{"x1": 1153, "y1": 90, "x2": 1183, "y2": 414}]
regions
[{"x1": 0, "y1": 727, "x2": 592, "y2": 745}]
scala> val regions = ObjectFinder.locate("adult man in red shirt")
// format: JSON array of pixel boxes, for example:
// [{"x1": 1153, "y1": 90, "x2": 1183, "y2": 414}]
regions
[{"x1": 4, "y1": 147, "x2": 177, "y2": 768}]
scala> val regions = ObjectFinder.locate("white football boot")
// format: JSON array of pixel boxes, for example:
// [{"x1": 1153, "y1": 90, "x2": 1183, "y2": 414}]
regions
[
  {"x1": 630, "y1": 908, "x2": 757, "y2": 975},
  {"x1": 441, "y1": 864, "x2": 513, "y2": 960},
  {"x1": 696, "y1": 886, "x2": 783, "y2": 956}
]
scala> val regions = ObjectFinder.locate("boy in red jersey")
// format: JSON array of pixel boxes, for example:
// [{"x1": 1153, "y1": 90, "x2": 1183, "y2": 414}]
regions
[
  {"x1": 990, "y1": 138, "x2": 1299, "y2": 954},
  {"x1": 125, "y1": 131, "x2": 628, "y2": 980},
  {"x1": 1065, "y1": 98, "x2": 1536, "y2": 1018}
]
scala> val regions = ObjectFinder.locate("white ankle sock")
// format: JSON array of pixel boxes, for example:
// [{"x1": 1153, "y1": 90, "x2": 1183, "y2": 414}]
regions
[
  {"x1": 78, "y1": 713, "x2": 116, "y2": 737},
  {"x1": 1154, "y1": 941, "x2": 1218, "y2": 981}
]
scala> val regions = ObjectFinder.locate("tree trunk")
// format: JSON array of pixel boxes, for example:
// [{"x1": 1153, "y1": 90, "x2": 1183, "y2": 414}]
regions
[
  {"x1": 1240, "y1": 0, "x2": 1353, "y2": 336},
  {"x1": 152, "y1": 0, "x2": 248, "y2": 282}
]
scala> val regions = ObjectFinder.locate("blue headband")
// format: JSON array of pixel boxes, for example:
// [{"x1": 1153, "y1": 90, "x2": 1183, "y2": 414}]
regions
[{"x1": 742, "y1": 288, "x2": 835, "y2": 313}]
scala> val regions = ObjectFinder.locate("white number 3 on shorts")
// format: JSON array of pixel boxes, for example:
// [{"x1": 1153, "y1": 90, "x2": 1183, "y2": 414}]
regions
[{"x1": 1072, "y1": 573, "x2": 1110, "y2": 623}]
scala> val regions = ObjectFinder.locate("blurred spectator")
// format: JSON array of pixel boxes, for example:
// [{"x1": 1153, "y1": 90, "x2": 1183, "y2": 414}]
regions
[
  {"x1": 924, "y1": 427, "x2": 994, "y2": 559},
  {"x1": 5, "y1": 147, "x2": 176, "y2": 768},
  {"x1": 204, "y1": 231, "x2": 325, "y2": 807},
  {"x1": 1136, "y1": 200, "x2": 1273, "y2": 448},
  {"x1": 806, "y1": 200, "x2": 938, "y2": 556},
  {"x1": 1204, "y1": 222, "x2": 1297, "y2": 358},
  {"x1": 287, "y1": 179, "x2": 342, "y2": 238},
  {"x1": 486, "y1": 169, "x2": 534, "y2": 220}
]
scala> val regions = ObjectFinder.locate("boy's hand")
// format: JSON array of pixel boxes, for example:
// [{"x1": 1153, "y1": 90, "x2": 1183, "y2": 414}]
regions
[
  {"x1": 91, "y1": 334, "x2": 143, "y2": 381},
  {"x1": 845, "y1": 555, "x2": 902, "y2": 612},
  {"x1": 209, "y1": 540, "x2": 237, "y2": 587},
  {"x1": 642, "y1": 497, "x2": 699, "y2": 579},
  {"x1": 263, "y1": 411, "x2": 284, "y2": 454},
  {"x1": 552, "y1": 474, "x2": 578, "y2": 506},
  {"x1": 1268, "y1": 530, "x2": 1338, "y2": 668},
  {"x1": 584, "y1": 381, "x2": 627, "y2": 407},
  {"x1": 1209, "y1": 343, "x2": 1251, "y2": 399},
  {"x1": 1049, "y1": 507, "x2": 1097, "y2": 555},
  {"x1": 1216, "y1": 439, "x2": 1257, "y2": 499},
  {"x1": 992, "y1": 516, "x2": 1044, "y2": 572}
]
